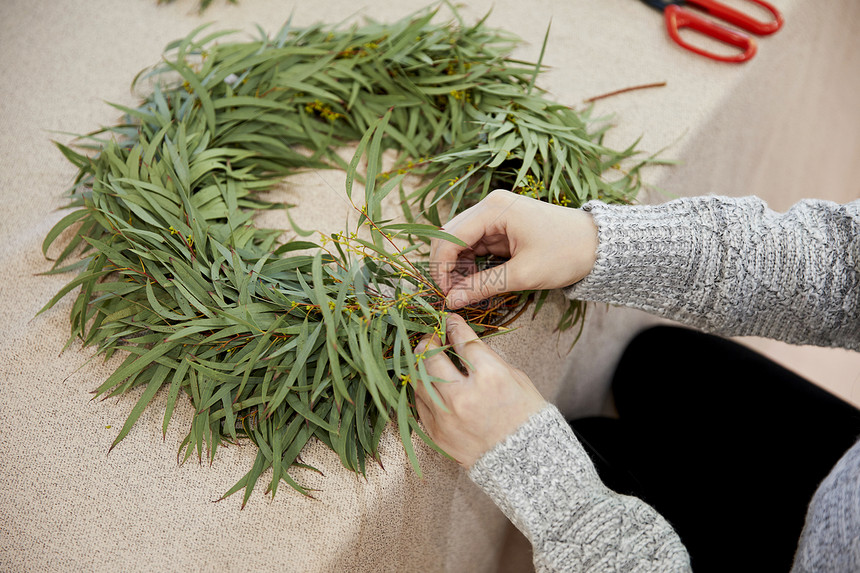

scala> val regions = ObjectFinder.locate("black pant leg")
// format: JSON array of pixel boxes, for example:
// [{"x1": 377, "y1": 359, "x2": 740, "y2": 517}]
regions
[{"x1": 571, "y1": 326, "x2": 860, "y2": 573}]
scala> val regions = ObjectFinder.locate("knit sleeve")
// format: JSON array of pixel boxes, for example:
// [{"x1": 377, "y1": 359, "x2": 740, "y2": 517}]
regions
[
  {"x1": 791, "y1": 438, "x2": 860, "y2": 572},
  {"x1": 565, "y1": 196, "x2": 860, "y2": 350},
  {"x1": 468, "y1": 404, "x2": 691, "y2": 573}
]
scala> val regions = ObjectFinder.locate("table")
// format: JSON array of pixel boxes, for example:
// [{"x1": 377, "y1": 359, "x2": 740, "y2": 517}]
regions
[{"x1": 2, "y1": 0, "x2": 858, "y2": 571}]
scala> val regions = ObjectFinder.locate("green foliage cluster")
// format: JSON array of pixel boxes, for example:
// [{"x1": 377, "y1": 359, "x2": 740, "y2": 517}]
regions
[{"x1": 42, "y1": 4, "x2": 648, "y2": 504}]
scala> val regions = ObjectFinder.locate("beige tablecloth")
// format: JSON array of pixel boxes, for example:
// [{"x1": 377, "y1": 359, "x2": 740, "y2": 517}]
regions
[{"x1": 2, "y1": 0, "x2": 858, "y2": 571}]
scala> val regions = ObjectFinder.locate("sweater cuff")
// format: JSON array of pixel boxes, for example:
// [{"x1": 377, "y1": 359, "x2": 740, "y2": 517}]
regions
[
  {"x1": 562, "y1": 196, "x2": 860, "y2": 349},
  {"x1": 564, "y1": 199, "x2": 703, "y2": 309},
  {"x1": 562, "y1": 197, "x2": 766, "y2": 333},
  {"x1": 467, "y1": 404, "x2": 603, "y2": 541}
]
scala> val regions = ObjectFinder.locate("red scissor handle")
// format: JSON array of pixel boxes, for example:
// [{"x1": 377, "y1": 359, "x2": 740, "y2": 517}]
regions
[
  {"x1": 686, "y1": 0, "x2": 784, "y2": 36},
  {"x1": 665, "y1": 5, "x2": 758, "y2": 63}
]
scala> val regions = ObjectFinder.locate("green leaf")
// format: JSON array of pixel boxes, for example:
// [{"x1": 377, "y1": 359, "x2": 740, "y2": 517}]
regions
[
  {"x1": 379, "y1": 223, "x2": 467, "y2": 246},
  {"x1": 397, "y1": 386, "x2": 421, "y2": 477},
  {"x1": 42, "y1": 209, "x2": 90, "y2": 258},
  {"x1": 109, "y1": 365, "x2": 170, "y2": 452},
  {"x1": 163, "y1": 356, "x2": 191, "y2": 438}
]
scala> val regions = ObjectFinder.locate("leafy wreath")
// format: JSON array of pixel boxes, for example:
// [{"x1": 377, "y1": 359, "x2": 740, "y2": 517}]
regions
[{"x1": 41, "y1": 4, "x2": 648, "y2": 506}]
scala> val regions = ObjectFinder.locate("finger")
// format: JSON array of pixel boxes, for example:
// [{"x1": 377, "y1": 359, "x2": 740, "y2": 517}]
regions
[
  {"x1": 429, "y1": 238, "x2": 466, "y2": 295},
  {"x1": 450, "y1": 250, "x2": 478, "y2": 278},
  {"x1": 415, "y1": 334, "x2": 462, "y2": 386},
  {"x1": 444, "y1": 313, "x2": 495, "y2": 369},
  {"x1": 445, "y1": 261, "x2": 516, "y2": 309},
  {"x1": 429, "y1": 205, "x2": 481, "y2": 293},
  {"x1": 413, "y1": 391, "x2": 436, "y2": 431},
  {"x1": 431, "y1": 202, "x2": 504, "y2": 293}
]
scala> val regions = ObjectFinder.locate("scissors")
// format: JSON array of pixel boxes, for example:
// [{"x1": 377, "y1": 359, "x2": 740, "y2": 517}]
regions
[{"x1": 640, "y1": 0, "x2": 784, "y2": 63}]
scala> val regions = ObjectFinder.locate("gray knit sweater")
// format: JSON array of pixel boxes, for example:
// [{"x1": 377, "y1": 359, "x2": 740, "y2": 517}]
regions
[{"x1": 468, "y1": 196, "x2": 860, "y2": 572}]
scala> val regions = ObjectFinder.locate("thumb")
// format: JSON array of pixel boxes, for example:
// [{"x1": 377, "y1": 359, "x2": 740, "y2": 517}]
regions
[{"x1": 445, "y1": 262, "x2": 514, "y2": 309}]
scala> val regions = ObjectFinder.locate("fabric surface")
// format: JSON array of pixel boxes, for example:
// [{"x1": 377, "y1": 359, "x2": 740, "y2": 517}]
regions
[
  {"x1": 471, "y1": 196, "x2": 860, "y2": 571},
  {"x1": 1, "y1": 0, "x2": 859, "y2": 571}
]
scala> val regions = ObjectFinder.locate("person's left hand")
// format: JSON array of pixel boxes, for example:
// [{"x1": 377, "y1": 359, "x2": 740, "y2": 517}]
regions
[{"x1": 413, "y1": 313, "x2": 546, "y2": 468}]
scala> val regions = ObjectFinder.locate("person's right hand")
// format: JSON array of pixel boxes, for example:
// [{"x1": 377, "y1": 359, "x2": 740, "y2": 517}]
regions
[{"x1": 430, "y1": 189, "x2": 599, "y2": 309}]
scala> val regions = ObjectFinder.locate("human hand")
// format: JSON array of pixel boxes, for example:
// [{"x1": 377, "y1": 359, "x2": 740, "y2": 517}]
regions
[
  {"x1": 429, "y1": 189, "x2": 599, "y2": 309},
  {"x1": 413, "y1": 313, "x2": 546, "y2": 468}
]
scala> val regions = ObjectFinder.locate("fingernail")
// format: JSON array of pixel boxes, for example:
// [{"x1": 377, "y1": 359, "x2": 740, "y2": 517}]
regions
[{"x1": 445, "y1": 313, "x2": 464, "y2": 330}]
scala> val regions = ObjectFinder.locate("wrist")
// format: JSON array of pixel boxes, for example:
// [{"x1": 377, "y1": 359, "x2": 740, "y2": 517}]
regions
[{"x1": 560, "y1": 207, "x2": 598, "y2": 287}]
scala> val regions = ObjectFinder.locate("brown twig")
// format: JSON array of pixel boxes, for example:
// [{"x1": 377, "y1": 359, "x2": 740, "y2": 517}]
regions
[{"x1": 584, "y1": 81, "x2": 667, "y2": 104}]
